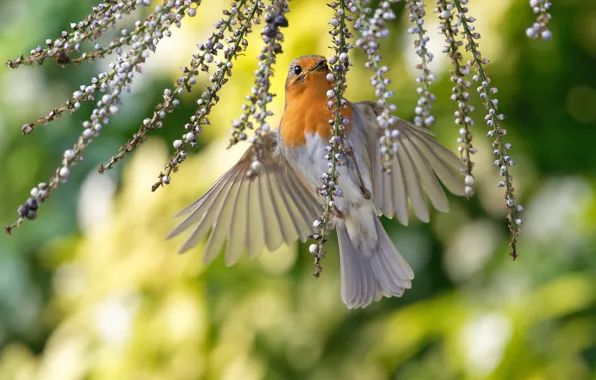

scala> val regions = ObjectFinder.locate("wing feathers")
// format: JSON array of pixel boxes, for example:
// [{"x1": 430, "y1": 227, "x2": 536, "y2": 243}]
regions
[
  {"x1": 169, "y1": 133, "x2": 321, "y2": 263},
  {"x1": 225, "y1": 172, "x2": 249, "y2": 266},
  {"x1": 390, "y1": 155, "x2": 409, "y2": 226},
  {"x1": 284, "y1": 172, "x2": 322, "y2": 230},
  {"x1": 396, "y1": 140, "x2": 430, "y2": 222},
  {"x1": 259, "y1": 168, "x2": 285, "y2": 252},
  {"x1": 202, "y1": 170, "x2": 243, "y2": 263},
  {"x1": 173, "y1": 171, "x2": 232, "y2": 218},
  {"x1": 400, "y1": 131, "x2": 450, "y2": 212},
  {"x1": 167, "y1": 170, "x2": 234, "y2": 240},
  {"x1": 405, "y1": 127, "x2": 465, "y2": 196},
  {"x1": 355, "y1": 101, "x2": 464, "y2": 224},
  {"x1": 278, "y1": 174, "x2": 319, "y2": 241},
  {"x1": 268, "y1": 172, "x2": 301, "y2": 244},
  {"x1": 177, "y1": 173, "x2": 231, "y2": 253},
  {"x1": 246, "y1": 176, "x2": 266, "y2": 258}
]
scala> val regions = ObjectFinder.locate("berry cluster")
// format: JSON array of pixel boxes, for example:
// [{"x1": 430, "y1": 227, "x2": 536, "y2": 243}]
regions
[
  {"x1": 354, "y1": 0, "x2": 401, "y2": 172},
  {"x1": 229, "y1": 0, "x2": 289, "y2": 178},
  {"x1": 406, "y1": 0, "x2": 436, "y2": 128},
  {"x1": 526, "y1": 0, "x2": 552, "y2": 40}
]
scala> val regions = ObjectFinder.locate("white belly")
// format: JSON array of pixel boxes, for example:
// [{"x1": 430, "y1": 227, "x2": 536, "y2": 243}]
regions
[{"x1": 279, "y1": 131, "x2": 379, "y2": 252}]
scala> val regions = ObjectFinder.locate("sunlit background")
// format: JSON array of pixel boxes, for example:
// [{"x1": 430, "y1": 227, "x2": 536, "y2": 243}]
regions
[{"x1": 1, "y1": 0, "x2": 595, "y2": 379}]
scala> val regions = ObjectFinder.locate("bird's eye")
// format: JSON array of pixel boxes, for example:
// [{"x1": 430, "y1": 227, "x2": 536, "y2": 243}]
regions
[{"x1": 293, "y1": 65, "x2": 302, "y2": 75}]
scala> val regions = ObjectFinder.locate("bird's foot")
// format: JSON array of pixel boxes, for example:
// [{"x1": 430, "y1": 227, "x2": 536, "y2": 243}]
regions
[
  {"x1": 332, "y1": 205, "x2": 344, "y2": 218},
  {"x1": 345, "y1": 145, "x2": 370, "y2": 200},
  {"x1": 361, "y1": 186, "x2": 371, "y2": 200}
]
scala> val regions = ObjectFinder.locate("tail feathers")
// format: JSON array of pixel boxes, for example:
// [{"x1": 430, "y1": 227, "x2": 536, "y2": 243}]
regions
[{"x1": 337, "y1": 215, "x2": 414, "y2": 309}]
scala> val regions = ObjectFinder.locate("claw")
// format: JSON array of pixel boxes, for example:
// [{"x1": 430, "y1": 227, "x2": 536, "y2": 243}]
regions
[
  {"x1": 333, "y1": 205, "x2": 344, "y2": 218},
  {"x1": 345, "y1": 145, "x2": 371, "y2": 201},
  {"x1": 361, "y1": 186, "x2": 371, "y2": 200}
]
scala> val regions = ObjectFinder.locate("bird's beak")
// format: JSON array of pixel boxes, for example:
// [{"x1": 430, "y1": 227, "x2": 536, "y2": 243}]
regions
[{"x1": 310, "y1": 58, "x2": 328, "y2": 72}]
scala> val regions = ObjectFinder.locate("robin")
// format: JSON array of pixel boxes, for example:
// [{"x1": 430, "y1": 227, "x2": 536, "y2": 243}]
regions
[{"x1": 168, "y1": 55, "x2": 465, "y2": 309}]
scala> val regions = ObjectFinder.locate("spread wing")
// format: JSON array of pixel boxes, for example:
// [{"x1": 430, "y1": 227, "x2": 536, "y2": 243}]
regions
[
  {"x1": 354, "y1": 101, "x2": 465, "y2": 225},
  {"x1": 167, "y1": 132, "x2": 323, "y2": 266}
]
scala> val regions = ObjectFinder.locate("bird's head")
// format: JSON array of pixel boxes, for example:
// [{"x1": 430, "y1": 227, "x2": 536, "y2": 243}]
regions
[
  {"x1": 280, "y1": 55, "x2": 353, "y2": 146},
  {"x1": 284, "y1": 55, "x2": 330, "y2": 101}
]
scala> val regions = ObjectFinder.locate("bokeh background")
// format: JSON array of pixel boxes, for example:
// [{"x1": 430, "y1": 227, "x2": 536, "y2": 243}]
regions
[{"x1": 1, "y1": 0, "x2": 595, "y2": 379}]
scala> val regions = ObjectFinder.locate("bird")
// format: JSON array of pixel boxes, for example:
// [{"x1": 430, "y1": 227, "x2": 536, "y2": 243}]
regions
[{"x1": 167, "y1": 55, "x2": 465, "y2": 309}]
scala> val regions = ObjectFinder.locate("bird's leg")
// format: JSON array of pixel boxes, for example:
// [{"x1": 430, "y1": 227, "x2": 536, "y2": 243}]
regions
[
  {"x1": 344, "y1": 146, "x2": 371, "y2": 200},
  {"x1": 332, "y1": 205, "x2": 344, "y2": 219},
  {"x1": 323, "y1": 206, "x2": 343, "y2": 220}
]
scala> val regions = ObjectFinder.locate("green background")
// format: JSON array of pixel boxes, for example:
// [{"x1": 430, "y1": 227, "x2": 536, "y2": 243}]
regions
[{"x1": 0, "y1": 0, "x2": 595, "y2": 379}]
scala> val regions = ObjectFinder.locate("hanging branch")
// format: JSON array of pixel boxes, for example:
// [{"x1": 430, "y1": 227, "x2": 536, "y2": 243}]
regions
[
  {"x1": 354, "y1": 0, "x2": 401, "y2": 172},
  {"x1": 229, "y1": 0, "x2": 289, "y2": 178},
  {"x1": 526, "y1": 0, "x2": 552, "y2": 40},
  {"x1": 19, "y1": 6, "x2": 172, "y2": 136},
  {"x1": 309, "y1": 0, "x2": 354, "y2": 277},
  {"x1": 5, "y1": 0, "x2": 190, "y2": 234},
  {"x1": 100, "y1": 1, "x2": 243, "y2": 172},
  {"x1": 406, "y1": 0, "x2": 436, "y2": 128},
  {"x1": 436, "y1": 0, "x2": 476, "y2": 197},
  {"x1": 151, "y1": 0, "x2": 263, "y2": 191},
  {"x1": 452, "y1": 0, "x2": 522, "y2": 259},
  {"x1": 6, "y1": 0, "x2": 147, "y2": 69}
]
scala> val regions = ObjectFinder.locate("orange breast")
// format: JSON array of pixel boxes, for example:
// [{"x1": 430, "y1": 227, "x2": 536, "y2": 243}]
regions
[{"x1": 281, "y1": 75, "x2": 353, "y2": 147}]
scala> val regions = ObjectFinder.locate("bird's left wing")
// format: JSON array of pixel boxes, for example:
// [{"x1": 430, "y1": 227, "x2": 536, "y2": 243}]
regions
[
  {"x1": 353, "y1": 101, "x2": 465, "y2": 225},
  {"x1": 167, "y1": 132, "x2": 323, "y2": 266}
]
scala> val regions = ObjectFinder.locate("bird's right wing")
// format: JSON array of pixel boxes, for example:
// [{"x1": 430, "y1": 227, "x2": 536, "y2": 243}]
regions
[
  {"x1": 167, "y1": 132, "x2": 322, "y2": 266},
  {"x1": 354, "y1": 101, "x2": 465, "y2": 226}
]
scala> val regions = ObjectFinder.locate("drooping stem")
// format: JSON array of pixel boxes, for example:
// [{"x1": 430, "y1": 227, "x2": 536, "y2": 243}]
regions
[
  {"x1": 229, "y1": 0, "x2": 289, "y2": 177},
  {"x1": 151, "y1": 0, "x2": 262, "y2": 192},
  {"x1": 406, "y1": 0, "x2": 436, "y2": 128},
  {"x1": 437, "y1": 0, "x2": 476, "y2": 197},
  {"x1": 310, "y1": 0, "x2": 354, "y2": 277},
  {"x1": 452, "y1": 0, "x2": 522, "y2": 259},
  {"x1": 100, "y1": 2, "x2": 243, "y2": 173},
  {"x1": 5, "y1": 0, "x2": 190, "y2": 234},
  {"x1": 6, "y1": 0, "x2": 145, "y2": 69},
  {"x1": 354, "y1": 0, "x2": 401, "y2": 173},
  {"x1": 526, "y1": 0, "x2": 552, "y2": 40}
]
